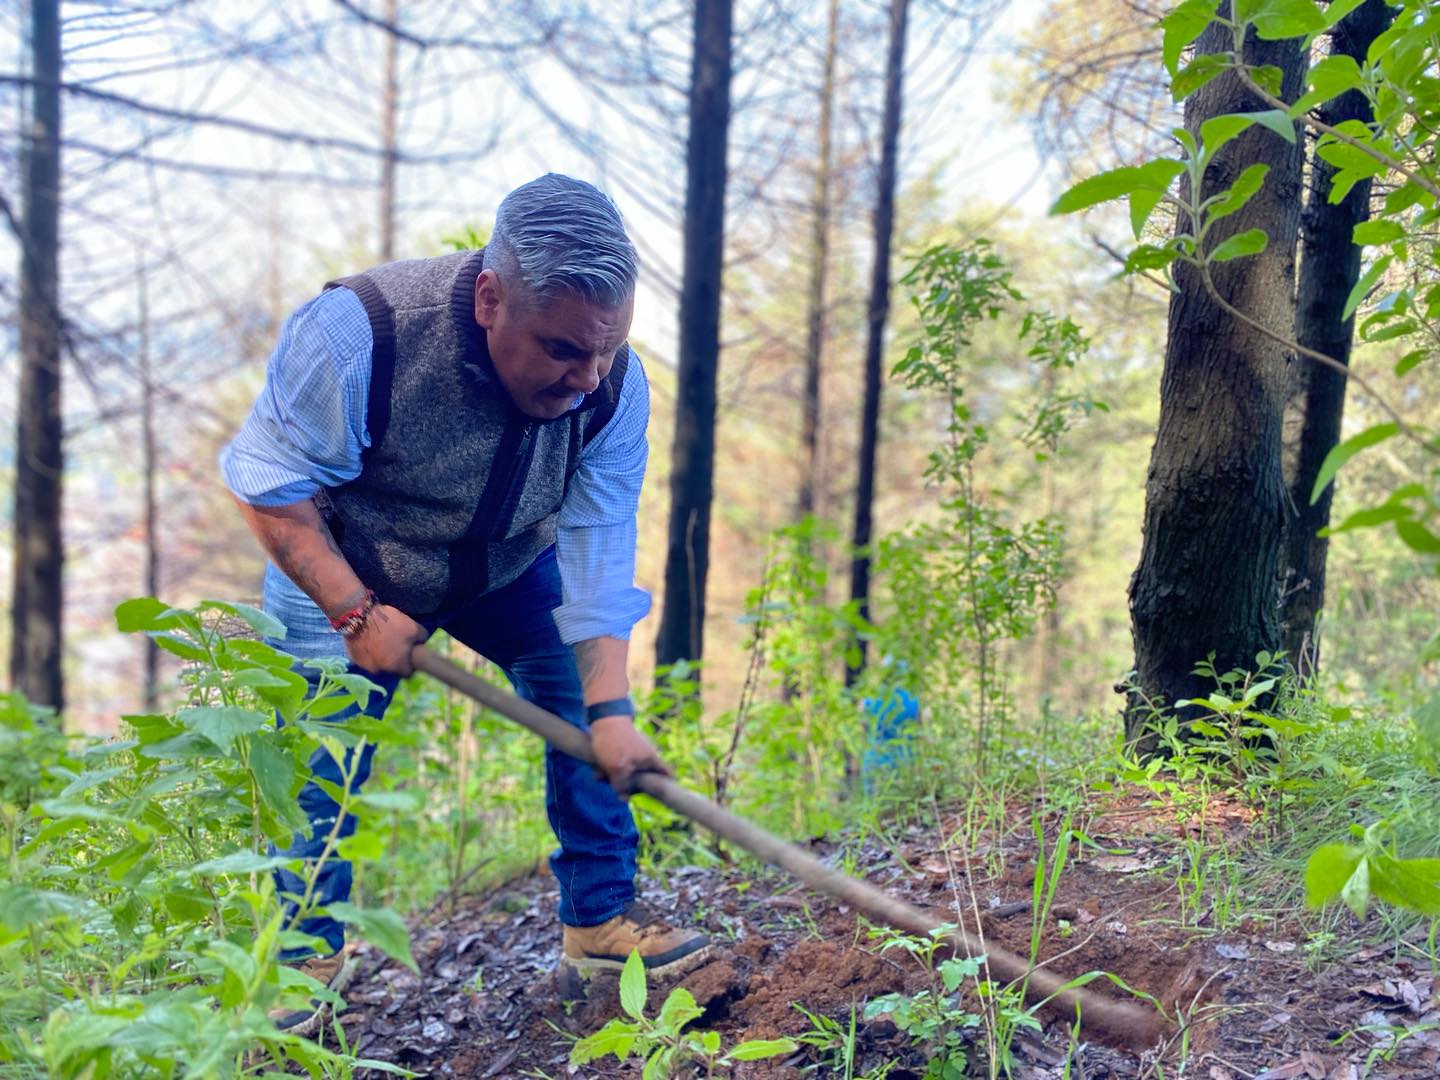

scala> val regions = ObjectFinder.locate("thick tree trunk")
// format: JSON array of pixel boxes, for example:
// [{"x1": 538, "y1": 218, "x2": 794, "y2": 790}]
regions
[
  {"x1": 378, "y1": 0, "x2": 399, "y2": 263},
  {"x1": 656, "y1": 0, "x2": 732, "y2": 669},
  {"x1": 847, "y1": 0, "x2": 910, "y2": 683},
  {"x1": 797, "y1": 0, "x2": 840, "y2": 522},
  {"x1": 1125, "y1": 22, "x2": 1306, "y2": 748},
  {"x1": 1280, "y1": 0, "x2": 1394, "y2": 678},
  {"x1": 10, "y1": 0, "x2": 64, "y2": 711}
]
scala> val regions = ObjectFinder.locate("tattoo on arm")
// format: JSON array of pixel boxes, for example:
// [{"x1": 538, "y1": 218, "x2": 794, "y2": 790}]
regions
[{"x1": 573, "y1": 639, "x2": 607, "y2": 688}]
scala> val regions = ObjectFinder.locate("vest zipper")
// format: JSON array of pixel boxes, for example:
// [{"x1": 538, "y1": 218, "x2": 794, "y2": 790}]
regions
[{"x1": 490, "y1": 420, "x2": 537, "y2": 541}]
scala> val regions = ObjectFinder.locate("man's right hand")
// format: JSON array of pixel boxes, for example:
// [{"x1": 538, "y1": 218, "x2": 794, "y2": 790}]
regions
[{"x1": 345, "y1": 603, "x2": 428, "y2": 675}]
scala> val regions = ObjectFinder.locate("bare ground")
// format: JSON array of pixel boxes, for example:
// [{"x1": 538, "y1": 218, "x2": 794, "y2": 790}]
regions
[{"x1": 326, "y1": 792, "x2": 1440, "y2": 1079}]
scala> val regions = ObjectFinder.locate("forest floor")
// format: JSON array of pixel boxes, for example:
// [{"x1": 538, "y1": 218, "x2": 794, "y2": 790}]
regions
[{"x1": 328, "y1": 790, "x2": 1440, "y2": 1079}]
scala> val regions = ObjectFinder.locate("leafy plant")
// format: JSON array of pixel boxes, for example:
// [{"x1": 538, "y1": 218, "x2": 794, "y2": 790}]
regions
[
  {"x1": 862, "y1": 925, "x2": 984, "y2": 1080},
  {"x1": 569, "y1": 950, "x2": 797, "y2": 1077},
  {"x1": 1306, "y1": 818, "x2": 1440, "y2": 919},
  {"x1": 0, "y1": 597, "x2": 419, "y2": 1077}
]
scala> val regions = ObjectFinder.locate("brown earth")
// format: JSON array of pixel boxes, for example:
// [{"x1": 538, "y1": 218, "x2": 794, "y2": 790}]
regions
[{"x1": 327, "y1": 792, "x2": 1440, "y2": 1078}]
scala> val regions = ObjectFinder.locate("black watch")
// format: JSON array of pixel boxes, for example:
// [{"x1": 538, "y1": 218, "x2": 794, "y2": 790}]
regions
[{"x1": 585, "y1": 696, "x2": 636, "y2": 723}]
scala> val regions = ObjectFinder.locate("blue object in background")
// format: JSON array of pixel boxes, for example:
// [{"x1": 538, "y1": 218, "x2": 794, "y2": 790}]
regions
[{"x1": 860, "y1": 685, "x2": 920, "y2": 791}]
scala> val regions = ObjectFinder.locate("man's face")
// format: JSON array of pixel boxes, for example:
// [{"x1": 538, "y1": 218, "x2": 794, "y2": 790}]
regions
[{"x1": 474, "y1": 269, "x2": 634, "y2": 420}]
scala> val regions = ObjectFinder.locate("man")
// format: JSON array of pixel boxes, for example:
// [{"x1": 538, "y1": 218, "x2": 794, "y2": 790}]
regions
[{"x1": 221, "y1": 174, "x2": 709, "y2": 1036}]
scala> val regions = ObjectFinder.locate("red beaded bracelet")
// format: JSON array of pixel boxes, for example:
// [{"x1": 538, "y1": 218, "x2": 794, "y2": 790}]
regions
[{"x1": 329, "y1": 589, "x2": 378, "y2": 639}]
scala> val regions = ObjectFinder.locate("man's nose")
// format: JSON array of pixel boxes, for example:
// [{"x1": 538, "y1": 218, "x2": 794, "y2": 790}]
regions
[{"x1": 568, "y1": 355, "x2": 603, "y2": 394}]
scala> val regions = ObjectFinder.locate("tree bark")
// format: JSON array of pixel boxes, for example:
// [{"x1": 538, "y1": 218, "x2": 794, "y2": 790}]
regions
[
  {"x1": 847, "y1": 0, "x2": 910, "y2": 683},
  {"x1": 797, "y1": 0, "x2": 840, "y2": 522},
  {"x1": 1125, "y1": 21, "x2": 1306, "y2": 748},
  {"x1": 1280, "y1": 0, "x2": 1394, "y2": 678},
  {"x1": 656, "y1": 0, "x2": 733, "y2": 669},
  {"x1": 378, "y1": 0, "x2": 399, "y2": 263},
  {"x1": 11, "y1": 0, "x2": 64, "y2": 711}
]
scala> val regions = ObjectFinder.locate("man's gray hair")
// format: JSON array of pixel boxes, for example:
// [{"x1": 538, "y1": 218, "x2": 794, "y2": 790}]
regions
[{"x1": 483, "y1": 174, "x2": 638, "y2": 310}]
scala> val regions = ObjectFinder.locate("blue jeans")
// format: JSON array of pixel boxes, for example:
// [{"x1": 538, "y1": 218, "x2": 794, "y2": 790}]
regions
[{"x1": 265, "y1": 547, "x2": 639, "y2": 957}]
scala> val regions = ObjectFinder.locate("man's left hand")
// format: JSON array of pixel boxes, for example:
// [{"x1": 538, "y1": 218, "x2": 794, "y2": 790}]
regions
[{"x1": 589, "y1": 715, "x2": 670, "y2": 798}]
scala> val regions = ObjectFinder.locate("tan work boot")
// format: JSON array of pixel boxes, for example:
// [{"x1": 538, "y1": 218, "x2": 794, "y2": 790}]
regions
[
  {"x1": 269, "y1": 942, "x2": 360, "y2": 1037},
  {"x1": 559, "y1": 901, "x2": 711, "y2": 986}
]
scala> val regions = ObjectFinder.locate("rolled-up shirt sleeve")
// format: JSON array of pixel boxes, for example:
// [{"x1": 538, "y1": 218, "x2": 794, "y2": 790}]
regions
[
  {"x1": 219, "y1": 287, "x2": 372, "y2": 506},
  {"x1": 553, "y1": 350, "x2": 653, "y2": 644}
]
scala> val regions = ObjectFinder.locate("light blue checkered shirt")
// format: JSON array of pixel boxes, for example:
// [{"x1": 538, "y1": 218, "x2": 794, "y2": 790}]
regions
[{"x1": 219, "y1": 285, "x2": 652, "y2": 650}]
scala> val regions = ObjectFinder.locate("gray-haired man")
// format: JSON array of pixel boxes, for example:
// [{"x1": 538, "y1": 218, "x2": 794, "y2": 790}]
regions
[{"x1": 221, "y1": 174, "x2": 710, "y2": 1034}]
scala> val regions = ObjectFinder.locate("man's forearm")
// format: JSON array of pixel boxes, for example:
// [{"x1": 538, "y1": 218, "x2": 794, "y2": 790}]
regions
[
  {"x1": 233, "y1": 495, "x2": 366, "y2": 619},
  {"x1": 573, "y1": 636, "x2": 631, "y2": 706}
]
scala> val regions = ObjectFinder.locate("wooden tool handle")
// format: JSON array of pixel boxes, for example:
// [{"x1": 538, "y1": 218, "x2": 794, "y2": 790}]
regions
[{"x1": 412, "y1": 646, "x2": 1168, "y2": 1047}]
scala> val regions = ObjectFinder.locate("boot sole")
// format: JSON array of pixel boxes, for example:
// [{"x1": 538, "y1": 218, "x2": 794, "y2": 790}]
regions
[{"x1": 555, "y1": 944, "x2": 714, "y2": 984}]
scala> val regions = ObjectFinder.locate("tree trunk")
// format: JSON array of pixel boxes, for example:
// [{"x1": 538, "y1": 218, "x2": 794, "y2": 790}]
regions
[
  {"x1": 10, "y1": 0, "x2": 64, "y2": 711},
  {"x1": 140, "y1": 264, "x2": 160, "y2": 712},
  {"x1": 656, "y1": 0, "x2": 733, "y2": 669},
  {"x1": 847, "y1": 0, "x2": 910, "y2": 683},
  {"x1": 797, "y1": 0, "x2": 840, "y2": 522},
  {"x1": 1280, "y1": 0, "x2": 1394, "y2": 678},
  {"x1": 1125, "y1": 21, "x2": 1306, "y2": 748},
  {"x1": 378, "y1": 0, "x2": 399, "y2": 262}
]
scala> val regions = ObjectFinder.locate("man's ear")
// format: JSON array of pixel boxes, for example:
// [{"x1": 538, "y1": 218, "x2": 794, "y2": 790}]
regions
[{"x1": 474, "y1": 269, "x2": 502, "y2": 329}]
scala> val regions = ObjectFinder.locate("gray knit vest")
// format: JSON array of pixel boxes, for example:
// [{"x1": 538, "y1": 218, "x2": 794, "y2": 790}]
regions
[{"x1": 315, "y1": 249, "x2": 629, "y2": 617}]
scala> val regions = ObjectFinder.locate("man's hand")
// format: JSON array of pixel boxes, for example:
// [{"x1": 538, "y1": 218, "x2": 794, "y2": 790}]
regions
[
  {"x1": 345, "y1": 603, "x2": 428, "y2": 675},
  {"x1": 589, "y1": 714, "x2": 670, "y2": 798}
]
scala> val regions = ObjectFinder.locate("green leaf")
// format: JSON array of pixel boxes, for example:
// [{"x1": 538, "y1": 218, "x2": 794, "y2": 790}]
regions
[
  {"x1": 1250, "y1": 64, "x2": 1285, "y2": 97},
  {"x1": 1161, "y1": 0, "x2": 1220, "y2": 76},
  {"x1": 190, "y1": 851, "x2": 295, "y2": 876},
  {"x1": 176, "y1": 706, "x2": 270, "y2": 756},
  {"x1": 356, "y1": 789, "x2": 425, "y2": 813},
  {"x1": 1340, "y1": 854, "x2": 1372, "y2": 918},
  {"x1": 1384, "y1": 182, "x2": 1431, "y2": 215},
  {"x1": 229, "y1": 667, "x2": 308, "y2": 709},
  {"x1": 1310, "y1": 422, "x2": 1400, "y2": 504},
  {"x1": 1200, "y1": 114, "x2": 1256, "y2": 159},
  {"x1": 1315, "y1": 140, "x2": 1387, "y2": 178},
  {"x1": 1352, "y1": 219, "x2": 1404, "y2": 247},
  {"x1": 220, "y1": 601, "x2": 286, "y2": 639},
  {"x1": 1200, "y1": 111, "x2": 1295, "y2": 161},
  {"x1": 151, "y1": 632, "x2": 208, "y2": 663},
  {"x1": 249, "y1": 737, "x2": 304, "y2": 830},
  {"x1": 1130, "y1": 190, "x2": 1166, "y2": 239},
  {"x1": 655, "y1": 987, "x2": 703, "y2": 1033},
  {"x1": 1370, "y1": 854, "x2": 1440, "y2": 917},
  {"x1": 327, "y1": 902, "x2": 418, "y2": 973},
  {"x1": 1172, "y1": 53, "x2": 1231, "y2": 100},
  {"x1": 1395, "y1": 350, "x2": 1426, "y2": 376},
  {"x1": 1343, "y1": 254, "x2": 1392, "y2": 321},
  {"x1": 1325, "y1": 504, "x2": 1413, "y2": 533},
  {"x1": 1127, "y1": 159, "x2": 1186, "y2": 238},
  {"x1": 1124, "y1": 242, "x2": 1184, "y2": 275},
  {"x1": 570, "y1": 1020, "x2": 641, "y2": 1064},
  {"x1": 1208, "y1": 228, "x2": 1269, "y2": 262},
  {"x1": 1050, "y1": 167, "x2": 1151, "y2": 215},
  {"x1": 726, "y1": 1038, "x2": 800, "y2": 1061},
  {"x1": 1305, "y1": 843, "x2": 1363, "y2": 908},
  {"x1": 0, "y1": 885, "x2": 88, "y2": 933},
  {"x1": 1247, "y1": 108, "x2": 1298, "y2": 143},
  {"x1": 619, "y1": 949, "x2": 647, "y2": 1020},
  {"x1": 1251, "y1": 0, "x2": 1327, "y2": 40},
  {"x1": 1321, "y1": 0, "x2": 1368, "y2": 30},
  {"x1": 115, "y1": 597, "x2": 181, "y2": 633},
  {"x1": 1205, "y1": 163, "x2": 1270, "y2": 224},
  {"x1": 1395, "y1": 520, "x2": 1440, "y2": 554}
]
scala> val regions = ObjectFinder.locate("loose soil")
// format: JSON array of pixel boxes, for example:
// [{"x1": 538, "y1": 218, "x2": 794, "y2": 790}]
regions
[{"x1": 330, "y1": 792, "x2": 1440, "y2": 1078}]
